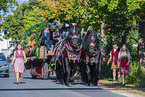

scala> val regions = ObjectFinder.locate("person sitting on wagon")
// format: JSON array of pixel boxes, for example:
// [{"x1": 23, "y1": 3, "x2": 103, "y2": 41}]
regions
[
  {"x1": 61, "y1": 23, "x2": 69, "y2": 39},
  {"x1": 53, "y1": 26, "x2": 60, "y2": 46},
  {"x1": 41, "y1": 23, "x2": 54, "y2": 51},
  {"x1": 28, "y1": 33, "x2": 36, "y2": 55}
]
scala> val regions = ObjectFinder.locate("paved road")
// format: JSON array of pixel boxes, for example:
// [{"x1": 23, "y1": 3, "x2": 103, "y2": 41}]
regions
[{"x1": 0, "y1": 66, "x2": 126, "y2": 97}]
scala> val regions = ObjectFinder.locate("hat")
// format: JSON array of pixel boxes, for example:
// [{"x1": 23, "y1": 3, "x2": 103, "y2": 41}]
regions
[{"x1": 112, "y1": 41, "x2": 117, "y2": 45}]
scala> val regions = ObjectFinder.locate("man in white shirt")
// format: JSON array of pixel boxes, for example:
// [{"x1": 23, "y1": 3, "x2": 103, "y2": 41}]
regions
[{"x1": 107, "y1": 41, "x2": 120, "y2": 82}]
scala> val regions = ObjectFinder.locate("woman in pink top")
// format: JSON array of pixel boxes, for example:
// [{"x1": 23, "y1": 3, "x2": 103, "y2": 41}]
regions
[{"x1": 12, "y1": 44, "x2": 27, "y2": 85}]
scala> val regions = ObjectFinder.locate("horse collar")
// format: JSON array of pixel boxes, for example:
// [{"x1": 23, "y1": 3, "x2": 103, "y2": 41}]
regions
[
  {"x1": 72, "y1": 35, "x2": 78, "y2": 40},
  {"x1": 89, "y1": 42, "x2": 95, "y2": 47},
  {"x1": 86, "y1": 54, "x2": 100, "y2": 65}
]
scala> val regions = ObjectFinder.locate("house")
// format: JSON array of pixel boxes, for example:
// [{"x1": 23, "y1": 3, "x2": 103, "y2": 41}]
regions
[{"x1": 0, "y1": 29, "x2": 15, "y2": 57}]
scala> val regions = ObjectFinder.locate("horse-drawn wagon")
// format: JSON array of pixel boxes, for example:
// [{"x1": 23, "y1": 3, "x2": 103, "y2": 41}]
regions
[
  {"x1": 21, "y1": 18, "x2": 104, "y2": 86},
  {"x1": 21, "y1": 18, "x2": 70, "y2": 79}
]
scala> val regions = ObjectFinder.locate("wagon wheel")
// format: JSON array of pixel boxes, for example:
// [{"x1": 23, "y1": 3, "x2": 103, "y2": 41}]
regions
[
  {"x1": 42, "y1": 62, "x2": 48, "y2": 80},
  {"x1": 30, "y1": 67, "x2": 37, "y2": 79}
]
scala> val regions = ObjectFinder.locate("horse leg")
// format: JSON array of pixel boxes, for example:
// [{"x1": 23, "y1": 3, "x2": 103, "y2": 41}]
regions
[
  {"x1": 94, "y1": 63, "x2": 99, "y2": 86},
  {"x1": 86, "y1": 64, "x2": 92, "y2": 86},
  {"x1": 65, "y1": 58, "x2": 71, "y2": 86},
  {"x1": 89, "y1": 64, "x2": 94, "y2": 86},
  {"x1": 70, "y1": 63, "x2": 77, "y2": 85},
  {"x1": 56, "y1": 60, "x2": 63, "y2": 83},
  {"x1": 55, "y1": 61, "x2": 59, "y2": 82},
  {"x1": 79, "y1": 61, "x2": 87, "y2": 83},
  {"x1": 60, "y1": 65, "x2": 65, "y2": 85},
  {"x1": 62, "y1": 54, "x2": 66, "y2": 85}
]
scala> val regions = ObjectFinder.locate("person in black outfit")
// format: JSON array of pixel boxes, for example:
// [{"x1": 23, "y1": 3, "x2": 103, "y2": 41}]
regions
[{"x1": 41, "y1": 23, "x2": 54, "y2": 51}]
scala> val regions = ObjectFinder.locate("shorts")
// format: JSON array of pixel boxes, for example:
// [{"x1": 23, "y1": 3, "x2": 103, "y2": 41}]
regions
[{"x1": 111, "y1": 61, "x2": 118, "y2": 70}]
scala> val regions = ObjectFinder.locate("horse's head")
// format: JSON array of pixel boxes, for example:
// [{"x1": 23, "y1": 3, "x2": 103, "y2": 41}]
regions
[
  {"x1": 67, "y1": 24, "x2": 81, "y2": 48},
  {"x1": 83, "y1": 28, "x2": 101, "y2": 55}
]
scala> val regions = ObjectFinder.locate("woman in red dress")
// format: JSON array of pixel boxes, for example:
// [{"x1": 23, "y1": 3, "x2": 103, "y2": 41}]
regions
[
  {"x1": 12, "y1": 44, "x2": 27, "y2": 85},
  {"x1": 118, "y1": 44, "x2": 131, "y2": 86}
]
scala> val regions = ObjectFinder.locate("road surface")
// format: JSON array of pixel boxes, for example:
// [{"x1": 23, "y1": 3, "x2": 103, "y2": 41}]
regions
[{"x1": 0, "y1": 66, "x2": 126, "y2": 97}]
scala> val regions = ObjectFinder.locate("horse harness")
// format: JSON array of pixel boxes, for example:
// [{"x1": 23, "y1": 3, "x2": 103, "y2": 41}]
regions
[
  {"x1": 65, "y1": 41, "x2": 82, "y2": 63},
  {"x1": 85, "y1": 42, "x2": 100, "y2": 65}
]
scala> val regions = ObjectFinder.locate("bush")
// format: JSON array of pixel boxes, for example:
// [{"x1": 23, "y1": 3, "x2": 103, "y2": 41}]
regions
[
  {"x1": 100, "y1": 60, "x2": 112, "y2": 79},
  {"x1": 125, "y1": 61, "x2": 145, "y2": 87}
]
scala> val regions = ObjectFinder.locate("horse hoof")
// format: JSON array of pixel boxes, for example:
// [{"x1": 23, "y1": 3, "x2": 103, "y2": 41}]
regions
[
  {"x1": 69, "y1": 83, "x2": 72, "y2": 87},
  {"x1": 90, "y1": 83, "x2": 93, "y2": 87},
  {"x1": 71, "y1": 82, "x2": 75, "y2": 85},
  {"x1": 62, "y1": 81, "x2": 65, "y2": 85},
  {"x1": 94, "y1": 83, "x2": 98, "y2": 86},
  {"x1": 55, "y1": 79, "x2": 59, "y2": 82},
  {"x1": 66, "y1": 83, "x2": 71, "y2": 87}
]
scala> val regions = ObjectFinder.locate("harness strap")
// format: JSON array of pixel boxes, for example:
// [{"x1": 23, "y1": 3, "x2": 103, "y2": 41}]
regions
[{"x1": 86, "y1": 53, "x2": 100, "y2": 65}]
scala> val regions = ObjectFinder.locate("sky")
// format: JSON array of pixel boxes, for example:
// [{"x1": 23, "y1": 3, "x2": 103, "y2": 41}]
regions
[
  {"x1": 16, "y1": 0, "x2": 29, "y2": 4},
  {"x1": 0, "y1": 0, "x2": 30, "y2": 53},
  {"x1": 7, "y1": 0, "x2": 29, "y2": 16},
  {"x1": 0, "y1": 0, "x2": 29, "y2": 23}
]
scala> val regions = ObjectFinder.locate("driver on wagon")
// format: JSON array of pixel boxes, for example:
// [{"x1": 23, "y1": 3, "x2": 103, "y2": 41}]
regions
[{"x1": 41, "y1": 23, "x2": 54, "y2": 51}]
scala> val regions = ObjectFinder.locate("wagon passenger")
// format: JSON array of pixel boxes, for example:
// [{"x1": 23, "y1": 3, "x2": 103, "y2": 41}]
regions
[
  {"x1": 41, "y1": 23, "x2": 54, "y2": 51},
  {"x1": 53, "y1": 26, "x2": 60, "y2": 46}
]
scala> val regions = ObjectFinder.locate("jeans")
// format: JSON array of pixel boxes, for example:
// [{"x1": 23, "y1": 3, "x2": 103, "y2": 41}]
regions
[{"x1": 45, "y1": 40, "x2": 53, "y2": 51}]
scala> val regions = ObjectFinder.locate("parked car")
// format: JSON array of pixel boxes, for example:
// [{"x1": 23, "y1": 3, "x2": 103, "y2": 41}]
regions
[{"x1": 0, "y1": 53, "x2": 9, "y2": 77}]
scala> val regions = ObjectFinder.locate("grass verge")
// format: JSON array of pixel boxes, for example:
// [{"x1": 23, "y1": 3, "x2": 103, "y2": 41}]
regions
[{"x1": 98, "y1": 79, "x2": 145, "y2": 97}]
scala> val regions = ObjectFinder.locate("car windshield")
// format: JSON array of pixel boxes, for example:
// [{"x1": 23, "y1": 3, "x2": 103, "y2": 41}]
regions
[{"x1": 0, "y1": 53, "x2": 6, "y2": 61}]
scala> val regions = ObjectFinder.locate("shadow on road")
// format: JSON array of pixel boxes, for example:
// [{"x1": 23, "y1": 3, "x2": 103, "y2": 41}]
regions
[
  {"x1": 23, "y1": 76, "x2": 56, "y2": 80},
  {"x1": 23, "y1": 77, "x2": 42, "y2": 80},
  {"x1": 13, "y1": 82, "x2": 26, "y2": 84},
  {"x1": 0, "y1": 87, "x2": 105, "y2": 92}
]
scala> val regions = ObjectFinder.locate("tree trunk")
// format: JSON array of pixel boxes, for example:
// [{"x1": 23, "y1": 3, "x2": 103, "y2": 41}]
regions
[
  {"x1": 139, "y1": 16, "x2": 145, "y2": 66},
  {"x1": 121, "y1": 32, "x2": 128, "y2": 46}
]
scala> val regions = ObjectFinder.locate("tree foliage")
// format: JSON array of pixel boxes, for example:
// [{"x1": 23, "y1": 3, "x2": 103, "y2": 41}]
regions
[
  {"x1": 0, "y1": 0, "x2": 18, "y2": 12},
  {"x1": 1, "y1": 0, "x2": 145, "y2": 45},
  {"x1": 0, "y1": 0, "x2": 145, "y2": 86}
]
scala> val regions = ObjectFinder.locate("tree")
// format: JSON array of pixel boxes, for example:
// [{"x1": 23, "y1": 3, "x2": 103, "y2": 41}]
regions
[
  {"x1": 2, "y1": 7, "x2": 25, "y2": 40},
  {"x1": 0, "y1": 0, "x2": 18, "y2": 12},
  {"x1": 0, "y1": 0, "x2": 18, "y2": 23},
  {"x1": 126, "y1": 0, "x2": 145, "y2": 66}
]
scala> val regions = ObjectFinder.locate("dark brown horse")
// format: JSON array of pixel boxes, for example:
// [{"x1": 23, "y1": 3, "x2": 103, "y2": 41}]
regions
[
  {"x1": 81, "y1": 28, "x2": 102, "y2": 86},
  {"x1": 62, "y1": 24, "x2": 82, "y2": 86}
]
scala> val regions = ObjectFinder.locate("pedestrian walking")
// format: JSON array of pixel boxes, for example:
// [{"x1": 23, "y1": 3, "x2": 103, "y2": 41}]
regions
[
  {"x1": 107, "y1": 41, "x2": 120, "y2": 82},
  {"x1": 11, "y1": 44, "x2": 27, "y2": 85},
  {"x1": 118, "y1": 44, "x2": 131, "y2": 86}
]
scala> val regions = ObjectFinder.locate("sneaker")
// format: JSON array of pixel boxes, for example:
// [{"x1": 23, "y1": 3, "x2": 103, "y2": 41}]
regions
[
  {"x1": 122, "y1": 84, "x2": 125, "y2": 86},
  {"x1": 113, "y1": 78, "x2": 116, "y2": 82},
  {"x1": 118, "y1": 77, "x2": 120, "y2": 82}
]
